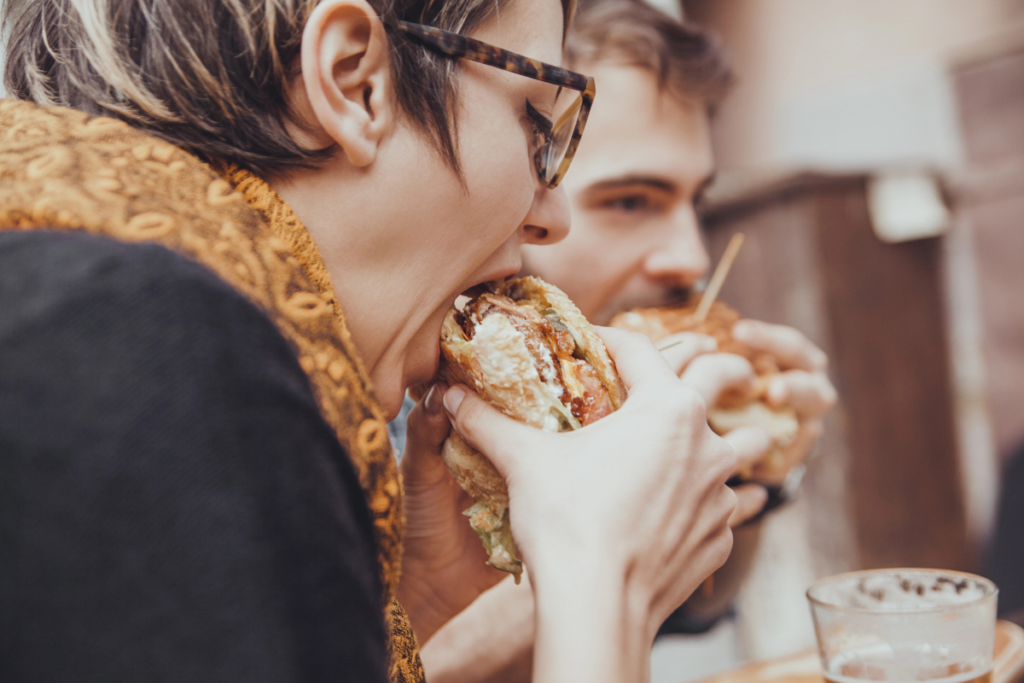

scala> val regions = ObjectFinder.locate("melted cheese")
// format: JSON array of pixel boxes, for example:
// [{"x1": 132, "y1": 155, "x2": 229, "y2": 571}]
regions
[{"x1": 559, "y1": 358, "x2": 585, "y2": 399}]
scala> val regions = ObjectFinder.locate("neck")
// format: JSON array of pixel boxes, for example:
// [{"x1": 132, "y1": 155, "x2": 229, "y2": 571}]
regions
[{"x1": 269, "y1": 155, "x2": 452, "y2": 418}]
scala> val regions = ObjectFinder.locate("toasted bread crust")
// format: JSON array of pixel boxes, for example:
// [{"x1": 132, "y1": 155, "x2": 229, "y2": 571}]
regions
[
  {"x1": 442, "y1": 431, "x2": 508, "y2": 507},
  {"x1": 612, "y1": 299, "x2": 800, "y2": 449},
  {"x1": 610, "y1": 300, "x2": 779, "y2": 376}
]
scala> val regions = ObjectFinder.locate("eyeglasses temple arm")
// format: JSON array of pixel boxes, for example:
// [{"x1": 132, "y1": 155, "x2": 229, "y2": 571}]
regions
[{"x1": 395, "y1": 21, "x2": 589, "y2": 92}]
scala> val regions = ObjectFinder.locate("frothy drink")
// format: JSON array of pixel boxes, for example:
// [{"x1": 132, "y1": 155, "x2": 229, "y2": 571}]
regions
[{"x1": 808, "y1": 570, "x2": 998, "y2": 683}]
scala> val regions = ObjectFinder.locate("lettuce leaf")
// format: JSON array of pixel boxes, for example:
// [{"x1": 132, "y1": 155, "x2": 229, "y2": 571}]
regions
[{"x1": 464, "y1": 501, "x2": 523, "y2": 583}]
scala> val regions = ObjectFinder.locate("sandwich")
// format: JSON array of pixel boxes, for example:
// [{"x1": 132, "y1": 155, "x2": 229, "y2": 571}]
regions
[
  {"x1": 610, "y1": 299, "x2": 798, "y2": 479},
  {"x1": 436, "y1": 276, "x2": 627, "y2": 581}
]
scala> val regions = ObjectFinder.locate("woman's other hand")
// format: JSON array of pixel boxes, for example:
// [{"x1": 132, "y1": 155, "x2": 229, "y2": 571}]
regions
[
  {"x1": 397, "y1": 384, "x2": 508, "y2": 645},
  {"x1": 442, "y1": 328, "x2": 737, "y2": 682}
]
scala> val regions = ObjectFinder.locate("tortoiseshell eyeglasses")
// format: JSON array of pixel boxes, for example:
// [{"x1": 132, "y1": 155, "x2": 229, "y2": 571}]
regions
[{"x1": 393, "y1": 20, "x2": 596, "y2": 189}]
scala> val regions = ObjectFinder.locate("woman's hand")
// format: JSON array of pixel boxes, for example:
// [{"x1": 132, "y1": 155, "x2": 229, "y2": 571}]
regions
[
  {"x1": 397, "y1": 384, "x2": 508, "y2": 645},
  {"x1": 441, "y1": 328, "x2": 737, "y2": 682}
]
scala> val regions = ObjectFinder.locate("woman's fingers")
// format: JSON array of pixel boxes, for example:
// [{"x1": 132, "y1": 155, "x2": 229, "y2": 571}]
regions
[
  {"x1": 729, "y1": 484, "x2": 768, "y2": 527},
  {"x1": 722, "y1": 426, "x2": 773, "y2": 475},
  {"x1": 658, "y1": 332, "x2": 718, "y2": 376},
  {"x1": 443, "y1": 384, "x2": 539, "y2": 480},
  {"x1": 732, "y1": 319, "x2": 828, "y2": 372},
  {"x1": 765, "y1": 370, "x2": 838, "y2": 417},
  {"x1": 593, "y1": 326, "x2": 677, "y2": 390},
  {"x1": 400, "y1": 383, "x2": 454, "y2": 489},
  {"x1": 679, "y1": 353, "x2": 757, "y2": 407}
]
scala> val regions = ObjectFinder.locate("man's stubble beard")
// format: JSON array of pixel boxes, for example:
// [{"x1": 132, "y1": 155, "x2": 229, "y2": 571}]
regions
[
  {"x1": 520, "y1": 255, "x2": 696, "y2": 325},
  {"x1": 589, "y1": 284, "x2": 694, "y2": 326}
]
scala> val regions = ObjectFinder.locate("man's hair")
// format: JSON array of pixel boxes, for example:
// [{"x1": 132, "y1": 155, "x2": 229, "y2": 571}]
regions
[
  {"x1": 566, "y1": 0, "x2": 732, "y2": 108},
  {"x1": 2, "y1": 0, "x2": 572, "y2": 177}
]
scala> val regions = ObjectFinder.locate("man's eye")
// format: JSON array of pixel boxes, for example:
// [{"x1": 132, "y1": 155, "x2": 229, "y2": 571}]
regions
[{"x1": 606, "y1": 195, "x2": 650, "y2": 212}]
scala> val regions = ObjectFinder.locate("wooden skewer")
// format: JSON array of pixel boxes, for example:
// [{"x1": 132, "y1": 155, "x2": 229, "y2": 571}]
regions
[
  {"x1": 655, "y1": 233, "x2": 746, "y2": 353},
  {"x1": 656, "y1": 337, "x2": 685, "y2": 352},
  {"x1": 694, "y1": 233, "x2": 745, "y2": 323}
]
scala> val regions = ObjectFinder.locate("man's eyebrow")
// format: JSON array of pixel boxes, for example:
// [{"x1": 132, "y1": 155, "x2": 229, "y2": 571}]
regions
[
  {"x1": 694, "y1": 172, "x2": 717, "y2": 199},
  {"x1": 585, "y1": 175, "x2": 678, "y2": 193}
]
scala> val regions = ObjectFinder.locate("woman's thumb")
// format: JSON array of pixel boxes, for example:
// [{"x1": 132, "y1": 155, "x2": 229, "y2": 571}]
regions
[{"x1": 442, "y1": 384, "x2": 537, "y2": 479}]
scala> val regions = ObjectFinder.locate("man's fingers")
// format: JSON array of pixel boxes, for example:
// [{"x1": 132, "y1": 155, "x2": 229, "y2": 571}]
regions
[
  {"x1": 723, "y1": 426, "x2": 773, "y2": 475},
  {"x1": 766, "y1": 370, "x2": 838, "y2": 417},
  {"x1": 443, "y1": 385, "x2": 538, "y2": 480},
  {"x1": 593, "y1": 326, "x2": 677, "y2": 390},
  {"x1": 729, "y1": 484, "x2": 768, "y2": 528},
  {"x1": 732, "y1": 320, "x2": 827, "y2": 372},
  {"x1": 659, "y1": 332, "x2": 718, "y2": 376},
  {"x1": 679, "y1": 353, "x2": 757, "y2": 406},
  {"x1": 753, "y1": 418, "x2": 824, "y2": 484}
]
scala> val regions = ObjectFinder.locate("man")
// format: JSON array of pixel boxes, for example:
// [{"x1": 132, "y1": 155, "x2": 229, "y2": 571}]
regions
[
  {"x1": 520, "y1": 0, "x2": 837, "y2": 634},
  {"x1": 410, "y1": 0, "x2": 836, "y2": 680}
]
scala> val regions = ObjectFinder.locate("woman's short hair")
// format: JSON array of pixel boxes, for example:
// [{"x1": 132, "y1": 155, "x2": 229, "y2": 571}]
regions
[
  {"x1": 2, "y1": 0, "x2": 572, "y2": 177},
  {"x1": 566, "y1": 0, "x2": 732, "y2": 109}
]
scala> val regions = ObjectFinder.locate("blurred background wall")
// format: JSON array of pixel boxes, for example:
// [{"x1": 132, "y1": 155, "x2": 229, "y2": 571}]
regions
[{"x1": 662, "y1": 0, "x2": 1024, "y2": 667}]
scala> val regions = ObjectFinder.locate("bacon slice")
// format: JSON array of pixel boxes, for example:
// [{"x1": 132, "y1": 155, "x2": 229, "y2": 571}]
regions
[{"x1": 563, "y1": 359, "x2": 614, "y2": 425}]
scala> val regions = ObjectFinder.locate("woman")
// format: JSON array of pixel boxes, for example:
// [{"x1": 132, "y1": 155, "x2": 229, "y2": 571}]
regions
[{"x1": 0, "y1": 0, "x2": 737, "y2": 680}]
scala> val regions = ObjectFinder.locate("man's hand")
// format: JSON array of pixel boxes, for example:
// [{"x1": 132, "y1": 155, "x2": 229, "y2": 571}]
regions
[
  {"x1": 733, "y1": 320, "x2": 837, "y2": 484},
  {"x1": 657, "y1": 319, "x2": 837, "y2": 511},
  {"x1": 397, "y1": 384, "x2": 508, "y2": 645}
]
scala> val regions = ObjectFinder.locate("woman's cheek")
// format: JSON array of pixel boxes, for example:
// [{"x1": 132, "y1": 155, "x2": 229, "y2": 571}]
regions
[{"x1": 471, "y1": 139, "x2": 537, "y2": 234}]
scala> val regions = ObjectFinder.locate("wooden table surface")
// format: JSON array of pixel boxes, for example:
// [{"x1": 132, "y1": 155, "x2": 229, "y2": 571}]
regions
[{"x1": 695, "y1": 621, "x2": 1024, "y2": 683}]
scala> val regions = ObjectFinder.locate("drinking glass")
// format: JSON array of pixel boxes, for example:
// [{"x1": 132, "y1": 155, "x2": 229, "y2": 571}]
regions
[{"x1": 807, "y1": 569, "x2": 998, "y2": 683}]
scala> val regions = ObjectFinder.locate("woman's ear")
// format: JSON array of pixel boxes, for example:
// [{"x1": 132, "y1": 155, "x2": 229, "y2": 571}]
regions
[{"x1": 301, "y1": 0, "x2": 393, "y2": 168}]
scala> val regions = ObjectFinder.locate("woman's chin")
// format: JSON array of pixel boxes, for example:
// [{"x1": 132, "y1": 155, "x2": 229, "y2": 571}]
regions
[
  {"x1": 376, "y1": 339, "x2": 441, "y2": 420},
  {"x1": 406, "y1": 338, "x2": 441, "y2": 389}
]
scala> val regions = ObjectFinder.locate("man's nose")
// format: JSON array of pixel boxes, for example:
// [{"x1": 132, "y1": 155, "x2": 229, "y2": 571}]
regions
[
  {"x1": 522, "y1": 183, "x2": 571, "y2": 246},
  {"x1": 644, "y1": 208, "x2": 710, "y2": 285}
]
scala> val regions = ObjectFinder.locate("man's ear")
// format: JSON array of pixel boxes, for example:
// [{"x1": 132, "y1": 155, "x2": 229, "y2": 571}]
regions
[{"x1": 301, "y1": 0, "x2": 393, "y2": 168}]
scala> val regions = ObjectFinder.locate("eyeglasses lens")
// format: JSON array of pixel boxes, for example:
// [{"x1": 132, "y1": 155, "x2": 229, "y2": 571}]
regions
[{"x1": 543, "y1": 92, "x2": 583, "y2": 184}]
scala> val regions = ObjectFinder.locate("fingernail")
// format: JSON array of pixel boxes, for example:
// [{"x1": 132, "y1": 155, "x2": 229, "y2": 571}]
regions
[
  {"x1": 443, "y1": 385, "x2": 467, "y2": 416},
  {"x1": 424, "y1": 382, "x2": 447, "y2": 415},
  {"x1": 768, "y1": 378, "x2": 787, "y2": 404}
]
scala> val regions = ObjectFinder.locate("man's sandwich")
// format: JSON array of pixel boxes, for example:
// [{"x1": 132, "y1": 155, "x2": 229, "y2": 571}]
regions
[
  {"x1": 610, "y1": 300, "x2": 798, "y2": 478},
  {"x1": 436, "y1": 277, "x2": 627, "y2": 581}
]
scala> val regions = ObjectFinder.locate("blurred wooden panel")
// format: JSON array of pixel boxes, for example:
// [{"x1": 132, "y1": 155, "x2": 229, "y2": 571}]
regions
[
  {"x1": 811, "y1": 181, "x2": 969, "y2": 570},
  {"x1": 703, "y1": 175, "x2": 971, "y2": 571}
]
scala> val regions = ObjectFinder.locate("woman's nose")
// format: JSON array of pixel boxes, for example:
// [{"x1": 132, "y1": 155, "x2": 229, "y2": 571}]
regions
[
  {"x1": 644, "y1": 208, "x2": 710, "y2": 285},
  {"x1": 522, "y1": 183, "x2": 571, "y2": 246}
]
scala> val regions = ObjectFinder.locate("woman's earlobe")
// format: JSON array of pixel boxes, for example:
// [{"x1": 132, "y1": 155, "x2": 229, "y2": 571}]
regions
[{"x1": 300, "y1": 0, "x2": 393, "y2": 168}]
